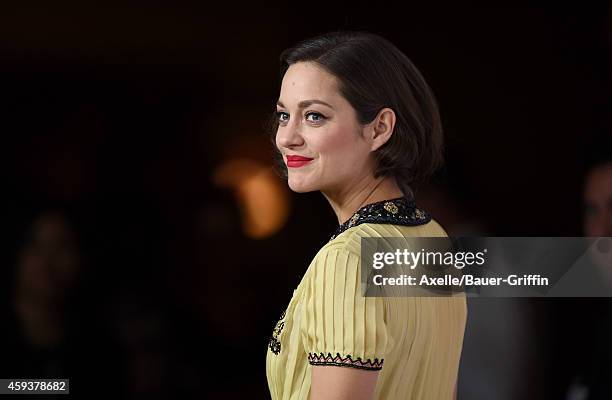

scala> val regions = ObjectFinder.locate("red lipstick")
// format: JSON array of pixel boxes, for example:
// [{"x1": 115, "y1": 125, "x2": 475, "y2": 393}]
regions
[{"x1": 286, "y1": 155, "x2": 313, "y2": 168}]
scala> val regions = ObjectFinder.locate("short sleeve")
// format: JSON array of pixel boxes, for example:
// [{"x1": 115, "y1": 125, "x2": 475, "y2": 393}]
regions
[{"x1": 300, "y1": 245, "x2": 388, "y2": 371}]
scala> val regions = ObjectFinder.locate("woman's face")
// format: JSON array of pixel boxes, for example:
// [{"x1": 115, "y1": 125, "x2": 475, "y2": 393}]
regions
[{"x1": 275, "y1": 62, "x2": 375, "y2": 194}]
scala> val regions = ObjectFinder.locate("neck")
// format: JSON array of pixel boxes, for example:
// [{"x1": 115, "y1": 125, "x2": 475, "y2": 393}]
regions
[{"x1": 322, "y1": 175, "x2": 404, "y2": 225}]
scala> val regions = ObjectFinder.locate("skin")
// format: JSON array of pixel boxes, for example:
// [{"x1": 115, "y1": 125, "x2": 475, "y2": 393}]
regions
[
  {"x1": 583, "y1": 162, "x2": 612, "y2": 236},
  {"x1": 276, "y1": 61, "x2": 402, "y2": 226},
  {"x1": 275, "y1": 61, "x2": 401, "y2": 400}
]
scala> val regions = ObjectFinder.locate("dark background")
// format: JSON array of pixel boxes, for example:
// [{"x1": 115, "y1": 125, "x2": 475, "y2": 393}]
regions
[{"x1": 0, "y1": 3, "x2": 610, "y2": 399}]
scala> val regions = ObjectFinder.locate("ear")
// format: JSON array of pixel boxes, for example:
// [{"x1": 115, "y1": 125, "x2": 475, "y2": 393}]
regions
[{"x1": 367, "y1": 108, "x2": 396, "y2": 152}]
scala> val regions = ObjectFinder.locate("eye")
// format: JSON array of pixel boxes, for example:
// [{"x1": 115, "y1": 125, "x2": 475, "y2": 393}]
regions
[
  {"x1": 305, "y1": 112, "x2": 326, "y2": 123},
  {"x1": 276, "y1": 111, "x2": 289, "y2": 124}
]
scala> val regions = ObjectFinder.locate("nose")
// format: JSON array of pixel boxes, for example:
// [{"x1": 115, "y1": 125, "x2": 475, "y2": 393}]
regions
[{"x1": 276, "y1": 119, "x2": 304, "y2": 150}]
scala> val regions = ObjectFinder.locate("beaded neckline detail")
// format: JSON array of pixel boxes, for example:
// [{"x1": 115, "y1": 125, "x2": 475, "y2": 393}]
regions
[{"x1": 329, "y1": 197, "x2": 431, "y2": 242}]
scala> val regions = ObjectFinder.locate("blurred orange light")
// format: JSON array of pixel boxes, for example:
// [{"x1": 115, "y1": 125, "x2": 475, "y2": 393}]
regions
[{"x1": 213, "y1": 159, "x2": 289, "y2": 239}]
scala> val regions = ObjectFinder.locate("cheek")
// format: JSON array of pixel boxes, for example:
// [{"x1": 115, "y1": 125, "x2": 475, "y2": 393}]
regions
[
  {"x1": 313, "y1": 126, "x2": 366, "y2": 167},
  {"x1": 311, "y1": 122, "x2": 359, "y2": 152}
]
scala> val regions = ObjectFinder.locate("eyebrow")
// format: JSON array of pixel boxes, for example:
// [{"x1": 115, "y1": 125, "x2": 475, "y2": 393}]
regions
[{"x1": 276, "y1": 99, "x2": 334, "y2": 110}]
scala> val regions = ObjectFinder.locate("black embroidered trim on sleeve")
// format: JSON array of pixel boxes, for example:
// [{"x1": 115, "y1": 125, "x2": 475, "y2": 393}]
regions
[{"x1": 307, "y1": 352, "x2": 384, "y2": 371}]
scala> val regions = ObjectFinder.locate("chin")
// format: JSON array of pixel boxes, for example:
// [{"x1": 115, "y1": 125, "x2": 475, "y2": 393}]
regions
[{"x1": 287, "y1": 176, "x2": 318, "y2": 193}]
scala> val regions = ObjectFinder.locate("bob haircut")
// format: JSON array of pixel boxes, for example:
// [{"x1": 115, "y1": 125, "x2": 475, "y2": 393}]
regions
[{"x1": 269, "y1": 31, "x2": 444, "y2": 198}]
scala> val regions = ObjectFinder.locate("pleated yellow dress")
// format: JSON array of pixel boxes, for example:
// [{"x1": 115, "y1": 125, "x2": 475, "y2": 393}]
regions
[{"x1": 266, "y1": 198, "x2": 467, "y2": 400}]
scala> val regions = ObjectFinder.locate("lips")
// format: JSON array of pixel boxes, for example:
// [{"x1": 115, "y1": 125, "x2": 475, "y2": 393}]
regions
[{"x1": 286, "y1": 155, "x2": 314, "y2": 168}]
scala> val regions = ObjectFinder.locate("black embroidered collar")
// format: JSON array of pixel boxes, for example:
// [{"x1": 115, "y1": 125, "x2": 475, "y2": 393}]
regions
[{"x1": 329, "y1": 196, "x2": 431, "y2": 242}]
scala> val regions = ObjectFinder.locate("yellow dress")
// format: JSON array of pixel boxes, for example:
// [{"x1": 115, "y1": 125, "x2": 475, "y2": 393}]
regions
[{"x1": 266, "y1": 198, "x2": 467, "y2": 400}]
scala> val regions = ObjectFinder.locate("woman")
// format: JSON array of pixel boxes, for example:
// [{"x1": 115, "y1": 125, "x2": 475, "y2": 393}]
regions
[{"x1": 266, "y1": 31, "x2": 466, "y2": 400}]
